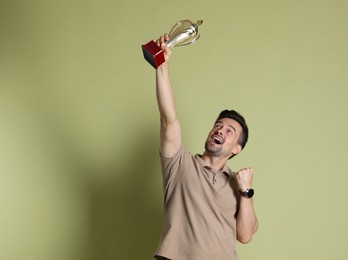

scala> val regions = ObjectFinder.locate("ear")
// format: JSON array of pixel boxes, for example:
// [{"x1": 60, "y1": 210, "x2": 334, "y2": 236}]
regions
[{"x1": 231, "y1": 144, "x2": 242, "y2": 156}]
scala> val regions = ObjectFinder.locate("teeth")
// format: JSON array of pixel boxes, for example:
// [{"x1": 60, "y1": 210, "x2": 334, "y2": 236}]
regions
[{"x1": 213, "y1": 136, "x2": 223, "y2": 144}]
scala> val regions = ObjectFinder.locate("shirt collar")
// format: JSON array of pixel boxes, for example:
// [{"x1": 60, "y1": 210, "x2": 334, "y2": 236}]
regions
[{"x1": 195, "y1": 154, "x2": 232, "y2": 176}]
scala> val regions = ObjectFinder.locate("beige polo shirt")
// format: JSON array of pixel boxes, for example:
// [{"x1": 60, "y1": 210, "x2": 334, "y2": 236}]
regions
[{"x1": 155, "y1": 145, "x2": 240, "y2": 260}]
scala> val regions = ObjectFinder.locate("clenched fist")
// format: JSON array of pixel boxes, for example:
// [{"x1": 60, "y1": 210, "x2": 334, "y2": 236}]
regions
[{"x1": 235, "y1": 167, "x2": 254, "y2": 191}]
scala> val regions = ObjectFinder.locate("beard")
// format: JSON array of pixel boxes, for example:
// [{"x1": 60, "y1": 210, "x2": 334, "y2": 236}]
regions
[{"x1": 204, "y1": 140, "x2": 223, "y2": 156}]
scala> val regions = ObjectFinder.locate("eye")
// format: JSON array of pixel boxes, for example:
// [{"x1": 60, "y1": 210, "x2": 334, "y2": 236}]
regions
[{"x1": 226, "y1": 128, "x2": 234, "y2": 135}]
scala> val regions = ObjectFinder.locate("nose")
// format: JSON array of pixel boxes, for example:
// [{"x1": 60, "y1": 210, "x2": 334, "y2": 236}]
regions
[{"x1": 215, "y1": 126, "x2": 223, "y2": 135}]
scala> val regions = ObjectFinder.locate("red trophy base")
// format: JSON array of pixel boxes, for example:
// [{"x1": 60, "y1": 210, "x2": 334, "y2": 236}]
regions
[{"x1": 142, "y1": 40, "x2": 165, "y2": 69}]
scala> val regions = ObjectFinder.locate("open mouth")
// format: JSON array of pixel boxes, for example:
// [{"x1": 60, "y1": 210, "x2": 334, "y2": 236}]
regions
[{"x1": 212, "y1": 135, "x2": 223, "y2": 145}]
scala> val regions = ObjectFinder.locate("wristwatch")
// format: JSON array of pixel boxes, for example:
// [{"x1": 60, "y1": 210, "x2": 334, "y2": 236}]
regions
[{"x1": 239, "y1": 189, "x2": 254, "y2": 198}]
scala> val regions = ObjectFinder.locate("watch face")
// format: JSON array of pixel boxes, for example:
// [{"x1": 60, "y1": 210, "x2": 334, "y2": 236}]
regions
[{"x1": 247, "y1": 189, "x2": 254, "y2": 198}]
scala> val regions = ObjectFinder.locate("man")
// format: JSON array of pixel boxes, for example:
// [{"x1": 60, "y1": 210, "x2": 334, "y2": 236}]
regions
[{"x1": 153, "y1": 34, "x2": 258, "y2": 260}]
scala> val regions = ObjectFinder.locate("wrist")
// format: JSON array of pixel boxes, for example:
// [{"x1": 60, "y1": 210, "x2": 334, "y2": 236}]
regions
[
  {"x1": 238, "y1": 184, "x2": 252, "y2": 191},
  {"x1": 157, "y1": 61, "x2": 169, "y2": 72}
]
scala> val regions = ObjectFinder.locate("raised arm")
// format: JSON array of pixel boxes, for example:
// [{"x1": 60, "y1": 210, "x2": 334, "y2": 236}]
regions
[{"x1": 155, "y1": 34, "x2": 181, "y2": 158}]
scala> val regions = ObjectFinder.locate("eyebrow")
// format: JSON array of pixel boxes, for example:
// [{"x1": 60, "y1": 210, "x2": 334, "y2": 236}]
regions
[
  {"x1": 228, "y1": 125, "x2": 236, "y2": 133},
  {"x1": 216, "y1": 120, "x2": 237, "y2": 133}
]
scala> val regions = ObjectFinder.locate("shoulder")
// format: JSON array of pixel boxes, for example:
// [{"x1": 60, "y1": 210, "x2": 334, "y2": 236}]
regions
[
  {"x1": 160, "y1": 145, "x2": 196, "y2": 172},
  {"x1": 160, "y1": 145, "x2": 192, "y2": 165}
]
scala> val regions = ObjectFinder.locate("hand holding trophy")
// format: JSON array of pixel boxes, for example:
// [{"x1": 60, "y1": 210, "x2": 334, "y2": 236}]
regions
[{"x1": 142, "y1": 19, "x2": 203, "y2": 69}]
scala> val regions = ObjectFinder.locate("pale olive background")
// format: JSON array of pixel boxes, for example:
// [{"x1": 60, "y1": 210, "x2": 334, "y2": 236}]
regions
[{"x1": 1, "y1": 0, "x2": 347, "y2": 259}]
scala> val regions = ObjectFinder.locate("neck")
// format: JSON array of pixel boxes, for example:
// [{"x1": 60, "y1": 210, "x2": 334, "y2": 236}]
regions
[{"x1": 201, "y1": 151, "x2": 229, "y2": 171}]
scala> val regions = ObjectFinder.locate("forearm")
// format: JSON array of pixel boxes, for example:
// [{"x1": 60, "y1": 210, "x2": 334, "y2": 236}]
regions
[
  {"x1": 236, "y1": 197, "x2": 258, "y2": 244},
  {"x1": 156, "y1": 63, "x2": 177, "y2": 123}
]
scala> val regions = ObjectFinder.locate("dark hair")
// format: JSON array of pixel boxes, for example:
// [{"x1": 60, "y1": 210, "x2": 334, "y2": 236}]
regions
[{"x1": 215, "y1": 109, "x2": 249, "y2": 149}]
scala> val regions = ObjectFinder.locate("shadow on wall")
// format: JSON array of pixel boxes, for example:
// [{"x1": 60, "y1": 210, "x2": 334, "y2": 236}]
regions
[
  {"x1": 84, "y1": 132, "x2": 164, "y2": 260},
  {"x1": 39, "y1": 105, "x2": 164, "y2": 260}
]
